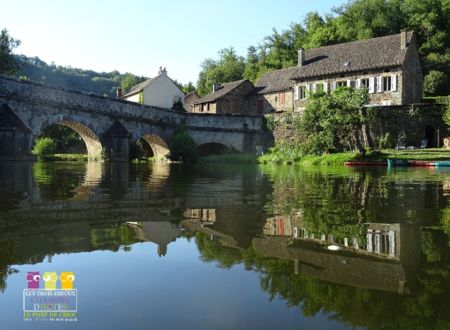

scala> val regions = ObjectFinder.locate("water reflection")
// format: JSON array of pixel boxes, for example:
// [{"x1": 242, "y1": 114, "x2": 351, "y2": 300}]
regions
[{"x1": 0, "y1": 162, "x2": 449, "y2": 329}]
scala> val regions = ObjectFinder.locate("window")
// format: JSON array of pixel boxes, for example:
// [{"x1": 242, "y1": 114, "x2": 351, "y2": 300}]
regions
[
  {"x1": 299, "y1": 86, "x2": 306, "y2": 100},
  {"x1": 274, "y1": 96, "x2": 278, "y2": 103},
  {"x1": 361, "y1": 78, "x2": 369, "y2": 88},
  {"x1": 279, "y1": 92, "x2": 285, "y2": 104},
  {"x1": 336, "y1": 81, "x2": 346, "y2": 88},
  {"x1": 382, "y1": 76, "x2": 392, "y2": 92}
]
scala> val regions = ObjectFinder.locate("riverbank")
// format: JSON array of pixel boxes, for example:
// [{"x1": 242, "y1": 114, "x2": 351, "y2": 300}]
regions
[
  {"x1": 199, "y1": 149, "x2": 450, "y2": 166},
  {"x1": 37, "y1": 153, "x2": 88, "y2": 161}
]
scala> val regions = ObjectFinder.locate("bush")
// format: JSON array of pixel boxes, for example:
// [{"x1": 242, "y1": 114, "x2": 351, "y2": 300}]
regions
[
  {"x1": 424, "y1": 70, "x2": 449, "y2": 96},
  {"x1": 379, "y1": 132, "x2": 394, "y2": 149},
  {"x1": 32, "y1": 137, "x2": 56, "y2": 159},
  {"x1": 444, "y1": 102, "x2": 450, "y2": 128},
  {"x1": 169, "y1": 130, "x2": 198, "y2": 162}
]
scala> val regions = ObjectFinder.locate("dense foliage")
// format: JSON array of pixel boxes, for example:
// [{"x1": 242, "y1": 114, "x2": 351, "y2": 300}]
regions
[
  {"x1": 0, "y1": 29, "x2": 21, "y2": 74},
  {"x1": 32, "y1": 137, "x2": 56, "y2": 159},
  {"x1": 169, "y1": 130, "x2": 198, "y2": 162},
  {"x1": 197, "y1": 0, "x2": 450, "y2": 97},
  {"x1": 300, "y1": 87, "x2": 369, "y2": 154},
  {"x1": 197, "y1": 48, "x2": 245, "y2": 96},
  {"x1": 39, "y1": 125, "x2": 86, "y2": 153}
]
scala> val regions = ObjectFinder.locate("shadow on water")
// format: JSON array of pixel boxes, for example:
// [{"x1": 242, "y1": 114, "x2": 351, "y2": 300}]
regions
[{"x1": 0, "y1": 161, "x2": 449, "y2": 328}]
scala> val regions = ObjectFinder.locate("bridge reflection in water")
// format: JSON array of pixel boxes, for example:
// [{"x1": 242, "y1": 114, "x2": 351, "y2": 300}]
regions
[{"x1": 0, "y1": 162, "x2": 449, "y2": 329}]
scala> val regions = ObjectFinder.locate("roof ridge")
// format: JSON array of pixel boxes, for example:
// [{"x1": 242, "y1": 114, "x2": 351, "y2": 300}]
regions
[{"x1": 304, "y1": 31, "x2": 412, "y2": 53}]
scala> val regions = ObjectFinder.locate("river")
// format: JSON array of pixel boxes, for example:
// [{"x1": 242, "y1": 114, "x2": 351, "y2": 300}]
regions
[{"x1": 0, "y1": 161, "x2": 449, "y2": 329}]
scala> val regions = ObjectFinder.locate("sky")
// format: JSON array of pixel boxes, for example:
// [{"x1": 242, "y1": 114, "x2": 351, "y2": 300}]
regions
[{"x1": 0, "y1": 0, "x2": 348, "y2": 84}]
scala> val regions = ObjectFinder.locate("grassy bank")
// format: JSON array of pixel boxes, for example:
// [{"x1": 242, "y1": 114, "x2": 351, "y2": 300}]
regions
[
  {"x1": 292, "y1": 149, "x2": 450, "y2": 165},
  {"x1": 199, "y1": 153, "x2": 259, "y2": 164},
  {"x1": 199, "y1": 148, "x2": 450, "y2": 166},
  {"x1": 38, "y1": 153, "x2": 89, "y2": 161}
]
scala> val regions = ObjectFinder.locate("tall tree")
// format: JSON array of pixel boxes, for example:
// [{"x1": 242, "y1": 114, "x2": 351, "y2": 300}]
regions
[
  {"x1": 196, "y1": 47, "x2": 245, "y2": 96},
  {"x1": 0, "y1": 29, "x2": 21, "y2": 75}
]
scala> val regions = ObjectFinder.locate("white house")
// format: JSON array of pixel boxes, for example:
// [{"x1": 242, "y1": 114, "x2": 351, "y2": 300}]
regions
[{"x1": 121, "y1": 67, "x2": 184, "y2": 109}]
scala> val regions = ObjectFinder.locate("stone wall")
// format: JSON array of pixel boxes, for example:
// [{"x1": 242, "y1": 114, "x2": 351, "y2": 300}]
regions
[
  {"x1": 247, "y1": 91, "x2": 293, "y2": 114},
  {"x1": 402, "y1": 36, "x2": 423, "y2": 104},
  {"x1": 262, "y1": 104, "x2": 446, "y2": 150},
  {"x1": 366, "y1": 104, "x2": 445, "y2": 148},
  {"x1": 216, "y1": 80, "x2": 255, "y2": 114}
]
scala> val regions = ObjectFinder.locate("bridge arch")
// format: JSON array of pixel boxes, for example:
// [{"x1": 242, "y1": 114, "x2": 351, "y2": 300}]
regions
[
  {"x1": 197, "y1": 142, "x2": 232, "y2": 156},
  {"x1": 34, "y1": 117, "x2": 103, "y2": 160},
  {"x1": 139, "y1": 133, "x2": 170, "y2": 159}
]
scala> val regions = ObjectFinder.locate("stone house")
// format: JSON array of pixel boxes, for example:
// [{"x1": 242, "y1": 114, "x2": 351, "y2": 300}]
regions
[
  {"x1": 248, "y1": 30, "x2": 423, "y2": 113},
  {"x1": 121, "y1": 67, "x2": 184, "y2": 109},
  {"x1": 193, "y1": 79, "x2": 254, "y2": 114},
  {"x1": 183, "y1": 91, "x2": 201, "y2": 112}
]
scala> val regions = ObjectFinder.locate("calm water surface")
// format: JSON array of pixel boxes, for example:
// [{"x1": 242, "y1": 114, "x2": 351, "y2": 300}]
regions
[{"x1": 0, "y1": 161, "x2": 449, "y2": 330}]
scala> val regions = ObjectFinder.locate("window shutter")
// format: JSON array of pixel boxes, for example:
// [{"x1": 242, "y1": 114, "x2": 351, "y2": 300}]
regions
[
  {"x1": 324, "y1": 82, "x2": 328, "y2": 93},
  {"x1": 369, "y1": 77, "x2": 375, "y2": 93},
  {"x1": 312, "y1": 83, "x2": 316, "y2": 93},
  {"x1": 356, "y1": 79, "x2": 361, "y2": 89},
  {"x1": 331, "y1": 81, "x2": 336, "y2": 91},
  {"x1": 294, "y1": 86, "x2": 299, "y2": 100},
  {"x1": 347, "y1": 80, "x2": 351, "y2": 87},
  {"x1": 391, "y1": 75, "x2": 397, "y2": 91},
  {"x1": 377, "y1": 76, "x2": 382, "y2": 93}
]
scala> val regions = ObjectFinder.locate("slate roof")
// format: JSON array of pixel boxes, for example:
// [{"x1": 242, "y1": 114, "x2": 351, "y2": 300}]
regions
[
  {"x1": 253, "y1": 67, "x2": 299, "y2": 94},
  {"x1": 195, "y1": 79, "x2": 250, "y2": 104},
  {"x1": 254, "y1": 31, "x2": 414, "y2": 94},
  {"x1": 123, "y1": 77, "x2": 157, "y2": 97}
]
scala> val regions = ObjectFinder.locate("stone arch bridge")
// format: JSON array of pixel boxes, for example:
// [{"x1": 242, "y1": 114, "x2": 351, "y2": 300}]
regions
[{"x1": 0, "y1": 75, "x2": 264, "y2": 161}]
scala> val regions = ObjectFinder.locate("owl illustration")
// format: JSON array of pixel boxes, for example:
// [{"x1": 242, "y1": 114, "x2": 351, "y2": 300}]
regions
[
  {"x1": 26, "y1": 272, "x2": 40, "y2": 289},
  {"x1": 60, "y1": 272, "x2": 75, "y2": 290},
  {"x1": 42, "y1": 272, "x2": 58, "y2": 290}
]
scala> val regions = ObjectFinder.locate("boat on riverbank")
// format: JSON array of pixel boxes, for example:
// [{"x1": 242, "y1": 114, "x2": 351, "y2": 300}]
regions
[{"x1": 345, "y1": 159, "x2": 450, "y2": 167}]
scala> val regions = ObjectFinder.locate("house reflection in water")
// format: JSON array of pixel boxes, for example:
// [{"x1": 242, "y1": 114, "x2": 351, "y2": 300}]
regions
[
  {"x1": 263, "y1": 212, "x2": 404, "y2": 259},
  {"x1": 182, "y1": 207, "x2": 421, "y2": 294},
  {"x1": 183, "y1": 208, "x2": 216, "y2": 225},
  {"x1": 125, "y1": 221, "x2": 182, "y2": 257},
  {"x1": 259, "y1": 212, "x2": 421, "y2": 293}
]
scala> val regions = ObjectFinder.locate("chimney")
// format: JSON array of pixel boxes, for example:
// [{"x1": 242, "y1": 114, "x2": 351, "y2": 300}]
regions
[
  {"x1": 298, "y1": 48, "x2": 305, "y2": 67},
  {"x1": 212, "y1": 83, "x2": 221, "y2": 92},
  {"x1": 400, "y1": 29, "x2": 407, "y2": 49},
  {"x1": 158, "y1": 66, "x2": 167, "y2": 75},
  {"x1": 116, "y1": 87, "x2": 122, "y2": 99}
]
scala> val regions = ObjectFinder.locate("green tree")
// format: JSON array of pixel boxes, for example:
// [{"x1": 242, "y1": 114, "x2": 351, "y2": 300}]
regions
[
  {"x1": 182, "y1": 82, "x2": 196, "y2": 94},
  {"x1": 32, "y1": 137, "x2": 56, "y2": 160},
  {"x1": 197, "y1": 47, "x2": 245, "y2": 96},
  {"x1": 243, "y1": 46, "x2": 260, "y2": 83},
  {"x1": 0, "y1": 29, "x2": 21, "y2": 74},
  {"x1": 300, "y1": 87, "x2": 368, "y2": 155},
  {"x1": 120, "y1": 73, "x2": 146, "y2": 92},
  {"x1": 169, "y1": 130, "x2": 198, "y2": 162},
  {"x1": 424, "y1": 70, "x2": 449, "y2": 96}
]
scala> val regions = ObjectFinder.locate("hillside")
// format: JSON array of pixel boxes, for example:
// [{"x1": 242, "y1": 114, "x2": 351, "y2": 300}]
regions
[{"x1": 14, "y1": 55, "x2": 147, "y2": 97}]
